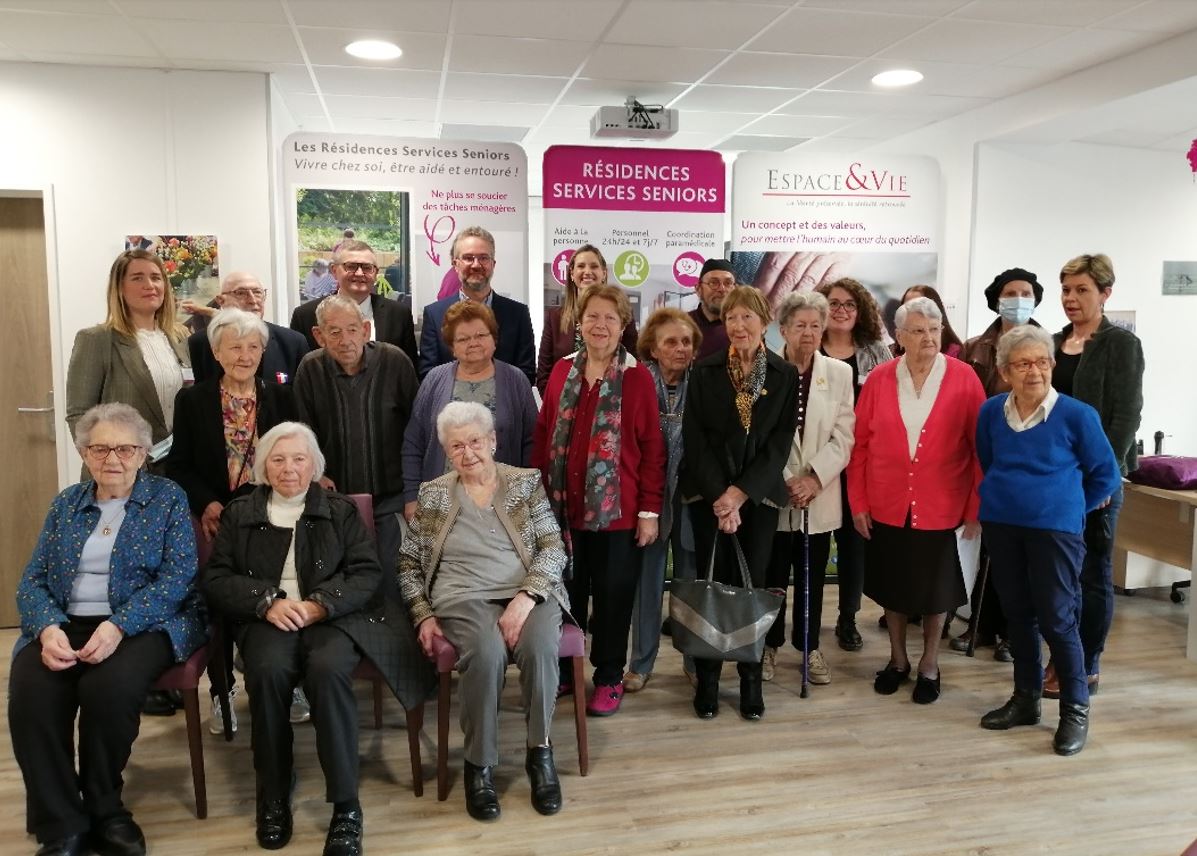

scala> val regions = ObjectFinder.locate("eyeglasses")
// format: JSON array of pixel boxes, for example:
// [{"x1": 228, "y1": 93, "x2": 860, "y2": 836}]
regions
[
  {"x1": 456, "y1": 254, "x2": 494, "y2": 265},
  {"x1": 228, "y1": 287, "x2": 267, "y2": 300},
  {"x1": 700, "y1": 277, "x2": 735, "y2": 289},
  {"x1": 85, "y1": 444, "x2": 142, "y2": 461},
  {"x1": 338, "y1": 262, "x2": 378, "y2": 275},
  {"x1": 446, "y1": 436, "x2": 489, "y2": 458},
  {"x1": 1008, "y1": 358, "x2": 1052, "y2": 373},
  {"x1": 453, "y1": 332, "x2": 493, "y2": 345},
  {"x1": 902, "y1": 325, "x2": 942, "y2": 338},
  {"x1": 828, "y1": 300, "x2": 857, "y2": 313}
]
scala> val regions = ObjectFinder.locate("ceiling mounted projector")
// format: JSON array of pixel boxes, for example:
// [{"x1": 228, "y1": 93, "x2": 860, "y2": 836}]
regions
[{"x1": 591, "y1": 96, "x2": 678, "y2": 140}]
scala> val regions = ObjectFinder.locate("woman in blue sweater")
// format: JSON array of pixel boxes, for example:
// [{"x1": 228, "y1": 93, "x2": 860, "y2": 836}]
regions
[{"x1": 975, "y1": 325, "x2": 1120, "y2": 756}]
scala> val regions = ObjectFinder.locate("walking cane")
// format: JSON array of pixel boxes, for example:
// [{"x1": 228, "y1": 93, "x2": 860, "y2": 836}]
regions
[
  {"x1": 801, "y1": 505, "x2": 811, "y2": 699},
  {"x1": 966, "y1": 552, "x2": 990, "y2": 658}
]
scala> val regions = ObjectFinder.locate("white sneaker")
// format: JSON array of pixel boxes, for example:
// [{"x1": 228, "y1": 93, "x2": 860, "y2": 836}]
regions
[
  {"x1": 761, "y1": 646, "x2": 777, "y2": 682},
  {"x1": 799, "y1": 649, "x2": 832, "y2": 685},
  {"x1": 290, "y1": 687, "x2": 311, "y2": 724},
  {"x1": 209, "y1": 686, "x2": 238, "y2": 735}
]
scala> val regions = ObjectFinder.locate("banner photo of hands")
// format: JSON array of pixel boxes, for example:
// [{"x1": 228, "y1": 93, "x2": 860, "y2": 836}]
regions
[
  {"x1": 542, "y1": 145, "x2": 726, "y2": 327},
  {"x1": 730, "y1": 154, "x2": 942, "y2": 345},
  {"x1": 283, "y1": 133, "x2": 529, "y2": 313}
]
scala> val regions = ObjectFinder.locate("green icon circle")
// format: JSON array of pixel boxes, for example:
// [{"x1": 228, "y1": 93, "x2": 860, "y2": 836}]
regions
[{"x1": 613, "y1": 250, "x2": 650, "y2": 287}]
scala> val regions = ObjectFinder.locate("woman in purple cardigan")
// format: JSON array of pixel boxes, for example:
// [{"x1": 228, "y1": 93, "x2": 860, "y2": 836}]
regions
[{"x1": 403, "y1": 301, "x2": 538, "y2": 519}]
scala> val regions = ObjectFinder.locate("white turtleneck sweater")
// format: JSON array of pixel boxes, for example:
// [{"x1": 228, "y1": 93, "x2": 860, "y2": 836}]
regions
[{"x1": 267, "y1": 489, "x2": 306, "y2": 597}]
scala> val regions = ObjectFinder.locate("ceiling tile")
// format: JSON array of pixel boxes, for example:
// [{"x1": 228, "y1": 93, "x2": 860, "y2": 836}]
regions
[
  {"x1": 322, "y1": 93, "x2": 438, "y2": 120},
  {"x1": 331, "y1": 118, "x2": 439, "y2": 136},
  {"x1": 673, "y1": 110, "x2": 763, "y2": 133},
  {"x1": 442, "y1": 73, "x2": 570, "y2": 103},
  {"x1": 538, "y1": 104, "x2": 607, "y2": 126},
  {"x1": 287, "y1": 0, "x2": 451, "y2": 32},
  {"x1": 282, "y1": 92, "x2": 325, "y2": 116},
  {"x1": 448, "y1": 35, "x2": 584, "y2": 76},
  {"x1": 790, "y1": 135, "x2": 879, "y2": 152},
  {"x1": 950, "y1": 0, "x2": 1143, "y2": 27},
  {"x1": 439, "y1": 123, "x2": 529, "y2": 142},
  {"x1": 560, "y1": 78, "x2": 690, "y2": 106},
  {"x1": 298, "y1": 28, "x2": 447, "y2": 71},
  {"x1": 999, "y1": 27, "x2": 1160, "y2": 71},
  {"x1": 706, "y1": 52, "x2": 858, "y2": 88},
  {"x1": 671, "y1": 84, "x2": 804, "y2": 112},
  {"x1": 831, "y1": 59, "x2": 1052, "y2": 98},
  {"x1": 438, "y1": 101, "x2": 549, "y2": 126},
  {"x1": 719, "y1": 134, "x2": 807, "y2": 151},
  {"x1": 605, "y1": 0, "x2": 786, "y2": 49},
  {"x1": 1070, "y1": 0, "x2": 1197, "y2": 33},
  {"x1": 139, "y1": 20, "x2": 301, "y2": 63},
  {"x1": 312, "y1": 66, "x2": 443, "y2": 98},
  {"x1": 877, "y1": 18, "x2": 1072, "y2": 65},
  {"x1": 582, "y1": 44, "x2": 727, "y2": 83},
  {"x1": 118, "y1": 0, "x2": 284, "y2": 24},
  {"x1": 741, "y1": 114, "x2": 855, "y2": 136},
  {"x1": 0, "y1": 10, "x2": 160, "y2": 57},
  {"x1": 1, "y1": 0, "x2": 120, "y2": 11},
  {"x1": 270, "y1": 64, "x2": 318, "y2": 93},
  {"x1": 748, "y1": 8, "x2": 934, "y2": 56},
  {"x1": 834, "y1": 114, "x2": 937, "y2": 139},
  {"x1": 452, "y1": 0, "x2": 623, "y2": 40},
  {"x1": 19, "y1": 51, "x2": 168, "y2": 67},
  {"x1": 775, "y1": 89, "x2": 888, "y2": 117},
  {"x1": 802, "y1": 0, "x2": 969, "y2": 13}
]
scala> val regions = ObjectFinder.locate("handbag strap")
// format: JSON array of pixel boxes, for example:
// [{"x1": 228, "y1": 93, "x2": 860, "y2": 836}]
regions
[{"x1": 705, "y1": 531, "x2": 753, "y2": 588}]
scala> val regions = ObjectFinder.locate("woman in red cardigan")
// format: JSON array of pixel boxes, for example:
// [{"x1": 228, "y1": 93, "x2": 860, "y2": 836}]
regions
[
  {"x1": 533, "y1": 284, "x2": 665, "y2": 717},
  {"x1": 847, "y1": 296, "x2": 984, "y2": 705}
]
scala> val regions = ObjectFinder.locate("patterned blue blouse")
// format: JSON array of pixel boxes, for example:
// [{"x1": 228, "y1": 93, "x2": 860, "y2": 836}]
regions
[{"x1": 15, "y1": 471, "x2": 207, "y2": 662}]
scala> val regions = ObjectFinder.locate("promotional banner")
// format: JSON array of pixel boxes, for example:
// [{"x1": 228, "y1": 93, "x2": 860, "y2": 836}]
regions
[
  {"x1": 282, "y1": 133, "x2": 528, "y2": 316},
  {"x1": 730, "y1": 153, "x2": 941, "y2": 335},
  {"x1": 542, "y1": 145, "x2": 726, "y2": 327}
]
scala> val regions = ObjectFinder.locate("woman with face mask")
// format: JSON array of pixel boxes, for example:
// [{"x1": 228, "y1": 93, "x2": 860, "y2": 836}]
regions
[{"x1": 952, "y1": 268, "x2": 1044, "y2": 659}]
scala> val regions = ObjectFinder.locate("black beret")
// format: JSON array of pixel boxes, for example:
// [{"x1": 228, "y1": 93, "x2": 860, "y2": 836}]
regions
[
  {"x1": 700, "y1": 258, "x2": 735, "y2": 280},
  {"x1": 984, "y1": 267, "x2": 1043, "y2": 312}
]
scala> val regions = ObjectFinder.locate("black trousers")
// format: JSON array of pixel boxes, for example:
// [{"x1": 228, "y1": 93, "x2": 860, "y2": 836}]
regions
[
  {"x1": 834, "y1": 490, "x2": 865, "y2": 617},
  {"x1": 240, "y1": 623, "x2": 362, "y2": 803},
  {"x1": 765, "y1": 530, "x2": 832, "y2": 652},
  {"x1": 564, "y1": 528, "x2": 640, "y2": 687},
  {"x1": 690, "y1": 501, "x2": 779, "y2": 678},
  {"x1": 9, "y1": 617, "x2": 173, "y2": 843}
]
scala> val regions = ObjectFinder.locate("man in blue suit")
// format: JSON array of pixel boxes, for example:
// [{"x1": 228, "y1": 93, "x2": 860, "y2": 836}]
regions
[{"x1": 418, "y1": 226, "x2": 535, "y2": 384}]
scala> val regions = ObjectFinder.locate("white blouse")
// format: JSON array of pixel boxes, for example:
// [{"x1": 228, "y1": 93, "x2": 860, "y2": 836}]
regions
[
  {"x1": 896, "y1": 353, "x2": 946, "y2": 459},
  {"x1": 136, "y1": 329, "x2": 183, "y2": 426}
]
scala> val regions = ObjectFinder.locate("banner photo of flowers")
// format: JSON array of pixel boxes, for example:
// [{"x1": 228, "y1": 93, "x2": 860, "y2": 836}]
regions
[{"x1": 124, "y1": 234, "x2": 220, "y2": 324}]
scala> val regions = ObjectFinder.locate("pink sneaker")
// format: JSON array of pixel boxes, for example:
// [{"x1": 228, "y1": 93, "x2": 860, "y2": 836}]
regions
[{"x1": 586, "y1": 683, "x2": 624, "y2": 716}]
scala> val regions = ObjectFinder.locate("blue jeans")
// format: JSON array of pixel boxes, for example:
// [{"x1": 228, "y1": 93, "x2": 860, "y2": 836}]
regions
[
  {"x1": 1079, "y1": 485, "x2": 1123, "y2": 675},
  {"x1": 629, "y1": 502, "x2": 696, "y2": 675}
]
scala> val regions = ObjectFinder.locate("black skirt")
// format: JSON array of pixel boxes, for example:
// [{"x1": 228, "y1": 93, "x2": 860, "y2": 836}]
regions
[{"x1": 864, "y1": 519, "x2": 966, "y2": 615}]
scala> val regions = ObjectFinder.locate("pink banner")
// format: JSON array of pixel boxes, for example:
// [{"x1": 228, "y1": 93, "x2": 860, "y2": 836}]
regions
[{"x1": 543, "y1": 145, "x2": 725, "y2": 213}]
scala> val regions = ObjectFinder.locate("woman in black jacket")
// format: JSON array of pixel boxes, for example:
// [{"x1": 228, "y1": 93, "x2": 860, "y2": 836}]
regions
[
  {"x1": 680, "y1": 286, "x2": 798, "y2": 721},
  {"x1": 1048, "y1": 253, "x2": 1144, "y2": 699},
  {"x1": 205, "y1": 421, "x2": 432, "y2": 856}
]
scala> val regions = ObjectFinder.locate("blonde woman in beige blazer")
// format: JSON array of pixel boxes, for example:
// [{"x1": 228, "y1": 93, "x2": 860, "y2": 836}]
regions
[
  {"x1": 66, "y1": 250, "x2": 190, "y2": 449},
  {"x1": 762, "y1": 291, "x2": 855, "y2": 685}
]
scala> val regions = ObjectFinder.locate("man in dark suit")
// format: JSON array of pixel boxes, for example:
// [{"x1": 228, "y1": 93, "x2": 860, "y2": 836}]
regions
[
  {"x1": 418, "y1": 226, "x2": 535, "y2": 384},
  {"x1": 188, "y1": 272, "x2": 309, "y2": 384},
  {"x1": 290, "y1": 240, "x2": 419, "y2": 369}
]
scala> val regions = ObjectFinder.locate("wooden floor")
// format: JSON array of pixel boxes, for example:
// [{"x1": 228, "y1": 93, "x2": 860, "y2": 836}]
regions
[{"x1": 3, "y1": 590, "x2": 1197, "y2": 856}]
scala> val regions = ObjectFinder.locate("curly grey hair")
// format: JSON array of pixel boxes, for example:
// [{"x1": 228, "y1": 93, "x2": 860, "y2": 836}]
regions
[
  {"x1": 436, "y1": 401, "x2": 495, "y2": 447},
  {"x1": 777, "y1": 291, "x2": 830, "y2": 328},
  {"x1": 208, "y1": 307, "x2": 268, "y2": 352},
  {"x1": 996, "y1": 325, "x2": 1055, "y2": 369},
  {"x1": 895, "y1": 295, "x2": 942, "y2": 330},
  {"x1": 252, "y1": 421, "x2": 326, "y2": 485},
  {"x1": 74, "y1": 403, "x2": 152, "y2": 451}
]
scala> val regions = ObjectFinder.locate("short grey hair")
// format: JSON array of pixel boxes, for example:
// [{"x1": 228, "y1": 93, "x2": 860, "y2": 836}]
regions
[
  {"x1": 74, "y1": 403, "x2": 151, "y2": 451},
  {"x1": 315, "y1": 293, "x2": 365, "y2": 327},
  {"x1": 436, "y1": 401, "x2": 495, "y2": 447},
  {"x1": 778, "y1": 291, "x2": 830, "y2": 328},
  {"x1": 895, "y1": 296, "x2": 942, "y2": 330},
  {"x1": 208, "y1": 307, "x2": 268, "y2": 352},
  {"x1": 252, "y1": 421, "x2": 326, "y2": 485},
  {"x1": 450, "y1": 225, "x2": 496, "y2": 260},
  {"x1": 996, "y1": 325, "x2": 1056, "y2": 369}
]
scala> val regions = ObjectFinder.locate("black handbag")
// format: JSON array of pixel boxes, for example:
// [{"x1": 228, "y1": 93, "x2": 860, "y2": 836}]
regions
[{"x1": 669, "y1": 532, "x2": 784, "y2": 663}]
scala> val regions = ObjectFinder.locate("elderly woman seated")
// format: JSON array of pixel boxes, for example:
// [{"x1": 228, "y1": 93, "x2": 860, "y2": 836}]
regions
[
  {"x1": 9, "y1": 403, "x2": 205, "y2": 856},
  {"x1": 976, "y1": 325, "x2": 1120, "y2": 756},
  {"x1": 205, "y1": 421, "x2": 430, "y2": 856},
  {"x1": 399, "y1": 401, "x2": 569, "y2": 822}
]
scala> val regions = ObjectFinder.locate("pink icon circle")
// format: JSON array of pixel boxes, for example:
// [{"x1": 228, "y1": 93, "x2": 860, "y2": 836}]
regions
[
  {"x1": 551, "y1": 249, "x2": 575, "y2": 285},
  {"x1": 673, "y1": 251, "x2": 705, "y2": 287}
]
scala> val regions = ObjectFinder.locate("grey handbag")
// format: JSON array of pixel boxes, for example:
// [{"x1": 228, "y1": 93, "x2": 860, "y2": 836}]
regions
[{"x1": 669, "y1": 532, "x2": 784, "y2": 663}]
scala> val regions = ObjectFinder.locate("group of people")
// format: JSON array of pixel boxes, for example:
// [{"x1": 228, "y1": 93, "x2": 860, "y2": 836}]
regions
[{"x1": 11, "y1": 228, "x2": 1143, "y2": 856}]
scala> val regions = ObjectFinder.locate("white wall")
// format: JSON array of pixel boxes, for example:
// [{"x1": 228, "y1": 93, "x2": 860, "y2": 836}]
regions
[
  {"x1": 0, "y1": 62, "x2": 274, "y2": 483},
  {"x1": 970, "y1": 141, "x2": 1197, "y2": 454}
]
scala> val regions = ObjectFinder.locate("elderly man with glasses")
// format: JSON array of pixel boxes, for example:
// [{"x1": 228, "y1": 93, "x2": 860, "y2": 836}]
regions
[{"x1": 688, "y1": 258, "x2": 736, "y2": 360}]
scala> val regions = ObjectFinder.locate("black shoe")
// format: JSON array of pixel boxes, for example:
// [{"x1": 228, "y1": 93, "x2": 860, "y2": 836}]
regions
[
  {"x1": 912, "y1": 672, "x2": 941, "y2": 704},
  {"x1": 90, "y1": 816, "x2": 145, "y2": 856},
  {"x1": 949, "y1": 630, "x2": 996, "y2": 652},
  {"x1": 993, "y1": 639, "x2": 1014, "y2": 663},
  {"x1": 693, "y1": 661, "x2": 719, "y2": 719},
  {"x1": 323, "y1": 806, "x2": 363, "y2": 856},
  {"x1": 35, "y1": 833, "x2": 86, "y2": 856},
  {"x1": 661, "y1": 617, "x2": 672, "y2": 637},
  {"x1": 873, "y1": 663, "x2": 911, "y2": 695},
  {"x1": 140, "y1": 689, "x2": 177, "y2": 717},
  {"x1": 464, "y1": 761, "x2": 500, "y2": 821},
  {"x1": 525, "y1": 746, "x2": 563, "y2": 815},
  {"x1": 256, "y1": 797, "x2": 293, "y2": 850},
  {"x1": 1053, "y1": 702, "x2": 1090, "y2": 756},
  {"x1": 738, "y1": 663, "x2": 764, "y2": 721},
  {"x1": 835, "y1": 616, "x2": 863, "y2": 651},
  {"x1": 980, "y1": 688, "x2": 1041, "y2": 730}
]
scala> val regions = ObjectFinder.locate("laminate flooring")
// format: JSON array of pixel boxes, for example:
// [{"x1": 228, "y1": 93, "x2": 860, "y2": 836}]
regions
[{"x1": 2, "y1": 589, "x2": 1195, "y2": 855}]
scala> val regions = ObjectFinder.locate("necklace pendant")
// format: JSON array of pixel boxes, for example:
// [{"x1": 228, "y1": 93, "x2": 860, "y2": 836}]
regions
[{"x1": 102, "y1": 525, "x2": 112, "y2": 536}]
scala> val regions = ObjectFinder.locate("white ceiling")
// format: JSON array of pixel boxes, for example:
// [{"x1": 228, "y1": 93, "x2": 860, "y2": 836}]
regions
[{"x1": 2, "y1": 0, "x2": 1196, "y2": 181}]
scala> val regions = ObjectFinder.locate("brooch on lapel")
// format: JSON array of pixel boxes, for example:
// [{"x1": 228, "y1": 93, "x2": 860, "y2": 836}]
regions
[
  {"x1": 815, "y1": 376, "x2": 828, "y2": 389},
  {"x1": 761, "y1": 388, "x2": 768, "y2": 395}
]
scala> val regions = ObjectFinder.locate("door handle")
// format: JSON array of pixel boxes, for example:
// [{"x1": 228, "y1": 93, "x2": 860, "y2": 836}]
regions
[{"x1": 17, "y1": 406, "x2": 54, "y2": 413}]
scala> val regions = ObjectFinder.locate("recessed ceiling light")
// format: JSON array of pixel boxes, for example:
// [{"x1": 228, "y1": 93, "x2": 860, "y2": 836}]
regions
[
  {"x1": 345, "y1": 39, "x2": 402, "y2": 61},
  {"x1": 871, "y1": 69, "x2": 923, "y2": 88}
]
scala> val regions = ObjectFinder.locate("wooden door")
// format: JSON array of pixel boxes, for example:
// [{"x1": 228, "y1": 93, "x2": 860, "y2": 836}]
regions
[{"x1": 0, "y1": 197, "x2": 59, "y2": 627}]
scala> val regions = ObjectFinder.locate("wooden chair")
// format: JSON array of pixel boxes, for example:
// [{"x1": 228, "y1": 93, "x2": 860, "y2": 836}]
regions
[{"x1": 428, "y1": 623, "x2": 589, "y2": 802}]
